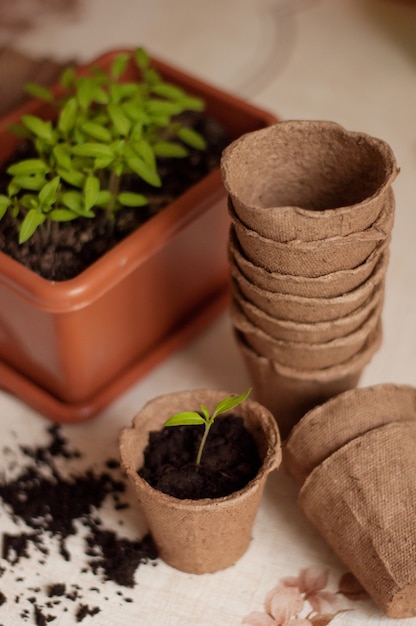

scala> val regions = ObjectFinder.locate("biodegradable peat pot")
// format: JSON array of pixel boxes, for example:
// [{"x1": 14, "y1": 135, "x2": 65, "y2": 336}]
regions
[
  {"x1": 221, "y1": 120, "x2": 398, "y2": 243},
  {"x1": 231, "y1": 302, "x2": 382, "y2": 369},
  {"x1": 228, "y1": 227, "x2": 389, "y2": 299},
  {"x1": 0, "y1": 49, "x2": 277, "y2": 423},
  {"x1": 235, "y1": 328, "x2": 382, "y2": 439},
  {"x1": 119, "y1": 389, "x2": 281, "y2": 574},
  {"x1": 229, "y1": 195, "x2": 394, "y2": 277},
  {"x1": 299, "y1": 421, "x2": 416, "y2": 618},
  {"x1": 233, "y1": 288, "x2": 383, "y2": 343},
  {"x1": 229, "y1": 251, "x2": 387, "y2": 323},
  {"x1": 284, "y1": 383, "x2": 416, "y2": 484}
]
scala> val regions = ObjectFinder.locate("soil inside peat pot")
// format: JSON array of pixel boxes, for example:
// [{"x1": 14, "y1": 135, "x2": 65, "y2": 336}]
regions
[
  {"x1": 138, "y1": 415, "x2": 262, "y2": 499},
  {"x1": 0, "y1": 111, "x2": 229, "y2": 281}
]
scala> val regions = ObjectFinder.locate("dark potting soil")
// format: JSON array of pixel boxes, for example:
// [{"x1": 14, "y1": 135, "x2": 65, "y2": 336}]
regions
[
  {"x1": 0, "y1": 111, "x2": 229, "y2": 281},
  {"x1": 0, "y1": 426, "x2": 158, "y2": 624},
  {"x1": 139, "y1": 415, "x2": 262, "y2": 499}
]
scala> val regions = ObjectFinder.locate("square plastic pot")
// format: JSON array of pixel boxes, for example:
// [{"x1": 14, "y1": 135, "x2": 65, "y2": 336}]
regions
[{"x1": 0, "y1": 48, "x2": 277, "y2": 422}]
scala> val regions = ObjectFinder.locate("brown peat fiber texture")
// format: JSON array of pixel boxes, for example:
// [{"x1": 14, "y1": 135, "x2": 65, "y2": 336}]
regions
[{"x1": 299, "y1": 419, "x2": 416, "y2": 618}]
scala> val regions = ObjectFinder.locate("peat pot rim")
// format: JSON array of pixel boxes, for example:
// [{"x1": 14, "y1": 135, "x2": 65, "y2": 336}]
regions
[
  {"x1": 119, "y1": 388, "x2": 281, "y2": 509},
  {"x1": 229, "y1": 247, "x2": 387, "y2": 308},
  {"x1": 232, "y1": 298, "x2": 381, "y2": 353},
  {"x1": 232, "y1": 285, "x2": 383, "y2": 336},
  {"x1": 228, "y1": 227, "x2": 390, "y2": 298},
  {"x1": 235, "y1": 323, "x2": 382, "y2": 382},
  {"x1": 284, "y1": 382, "x2": 416, "y2": 482},
  {"x1": 221, "y1": 120, "x2": 398, "y2": 241},
  {"x1": 229, "y1": 191, "x2": 394, "y2": 252}
]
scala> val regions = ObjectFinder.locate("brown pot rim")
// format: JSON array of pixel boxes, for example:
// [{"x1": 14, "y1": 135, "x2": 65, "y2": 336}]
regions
[
  {"x1": 229, "y1": 192, "x2": 394, "y2": 251},
  {"x1": 234, "y1": 323, "x2": 382, "y2": 381},
  {"x1": 231, "y1": 299, "x2": 381, "y2": 352},
  {"x1": 233, "y1": 285, "x2": 382, "y2": 332},
  {"x1": 228, "y1": 227, "x2": 390, "y2": 298},
  {"x1": 119, "y1": 388, "x2": 281, "y2": 508},
  {"x1": 222, "y1": 120, "x2": 398, "y2": 218},
  {"x1": 284, "y1": 383, "x2": 416, "y2": 482},
  {"x1": 230, "y1": 249, "x2": 387, "y2": 307}
]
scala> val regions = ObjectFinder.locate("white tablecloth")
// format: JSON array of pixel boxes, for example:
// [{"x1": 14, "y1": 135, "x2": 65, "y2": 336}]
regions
[{"x1": 1, "y1": 1, "x2": 416, "y2": 624}]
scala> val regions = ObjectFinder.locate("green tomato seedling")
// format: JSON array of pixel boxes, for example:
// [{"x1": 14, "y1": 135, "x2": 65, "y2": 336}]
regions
[
  {"x1": 164, "y1": 388, "x2": 252, "y2": 466},
  {"x1": 0, "y1": 47, "x2": 207, "y2": 246}
]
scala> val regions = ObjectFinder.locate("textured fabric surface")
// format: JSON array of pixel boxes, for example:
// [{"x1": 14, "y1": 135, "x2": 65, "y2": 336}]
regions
[{"x1": 1, "y1": 0, "x2": 416, "y2": 623}]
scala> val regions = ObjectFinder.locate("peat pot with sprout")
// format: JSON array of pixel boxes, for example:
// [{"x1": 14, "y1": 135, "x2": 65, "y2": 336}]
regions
[{"x1": 119, "y1": 388, "x2": 281, "y2": 574}]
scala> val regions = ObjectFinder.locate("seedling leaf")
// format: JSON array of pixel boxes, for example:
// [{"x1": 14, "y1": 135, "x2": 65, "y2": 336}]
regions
[
  {"x1": 117, "y1": 192, "x2": 148, "y2": 207},
  {"x1": 153, "y1": 142, "x2": 188, "y2": 158},
  {"x1": 177, "y1": 127, "x2": 207, "y2": 150},
  {"x1": 164, "y1": 388, "x2": 252, "y2": 466},
  {"x1": 111, "y1": 53, "x2": 129, "y2": 79},
  {"x1": 81, "y1": 121, "x2": 113, "y2": 142},
  {"x1": 57, "y1": 168, "x2": 85, "y2": 188},
  {"x1": 58, "y1": 97, "x2": 78, "y2": 136},
  {"x1": 21, "y1": 115, "x2": 55, "y2": 143},
  {"x1": 25, "y1": 83, "x2": 54, "y2": 102},
  {"x1": 108, "y1": 103, "x2": 131, "y2": 136},
  {"x1": 7, "y1": 159, "x2": 49, "y2": 177},
  {"x1": 200, "y1": 405, "x2": 210, "y2": 421},
  {"x1": 39, "y1": 177, "x2": 60, "y2": 206},
  {"x1": 72, "y1": 143, "x2": 114, "y2": 159},
  {"x1": 12, "y1": 175, "x2": 45, "y2": 192},
  {"x1": 19, "y1": 209, "x2": 46, "y2": 243},
  {"x1": 0, "y1": 195, "x2": 11, "y2": 218},
  {"x1": 127, "y1": 157, "x2": 161, "y2": 187},
  {"x1": 212, "y1": 388, "x2": 252, "y2": 419},
  {"x1": 49, "y1": 208, "x2": 79, "y2": 221},
  {"x1": 134, "y1": 47, "x2": 150, "y2": 70},
  {"x1": 84, "y1": 175, "x2": 100, "y2": 211},
  {"x1": 164, "y1": 412, "x2": 205, "y2": 427}
]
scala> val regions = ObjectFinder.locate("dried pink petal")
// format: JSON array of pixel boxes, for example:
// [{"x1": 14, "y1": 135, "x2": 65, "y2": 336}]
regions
[
  {"x1": 281, "y1": 576, "x2": 300, "y2": 588},
  {"x1": 265, "y1": 585, "x2": 304, "y2": 624},
  {"x1": 309, "y1": 614, "x2": 337, "y2": 626},
  {"x1": 282, "y1": 620, "x2": 312, "y2": 626},
  {"x1": 307, "y1": 590, "x2": 339, "y2": 614},
  {"x1": 242, "y1": 611, "x2": 277, "y2": 626},
  {"x1": 298, "y1": 566, "x2": 329, "y2": 593}
]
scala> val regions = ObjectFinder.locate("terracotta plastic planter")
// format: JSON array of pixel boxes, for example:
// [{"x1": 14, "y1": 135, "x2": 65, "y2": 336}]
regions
[
  {"x1": 119, "y1": 389, "x2": 281, "y2": 574},
  {"x1": 0, "y1": 48, "x2": 277, "y2": 422}
]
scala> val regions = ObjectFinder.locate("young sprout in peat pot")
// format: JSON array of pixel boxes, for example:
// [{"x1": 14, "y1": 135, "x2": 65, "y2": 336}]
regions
[{"x1": 164, "y1": 388, "x2": 252, "y2": 466}]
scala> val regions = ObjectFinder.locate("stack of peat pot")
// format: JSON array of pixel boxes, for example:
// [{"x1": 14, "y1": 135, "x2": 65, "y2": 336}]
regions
[{"x1": 221, "y1": 120, "x2": 398, "y2": 439}]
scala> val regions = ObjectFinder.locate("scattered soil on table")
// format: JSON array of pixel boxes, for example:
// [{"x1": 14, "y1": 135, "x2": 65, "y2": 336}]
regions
[
  {"x1": 139, "y1": 415, "x2": 262, "y2": 499},
  {"x1": 0, "y1": 426, "x2": 158, "y2": 624},
  {"x1": 0, "y1": 111, "x2": 229, "y2": 281}
]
